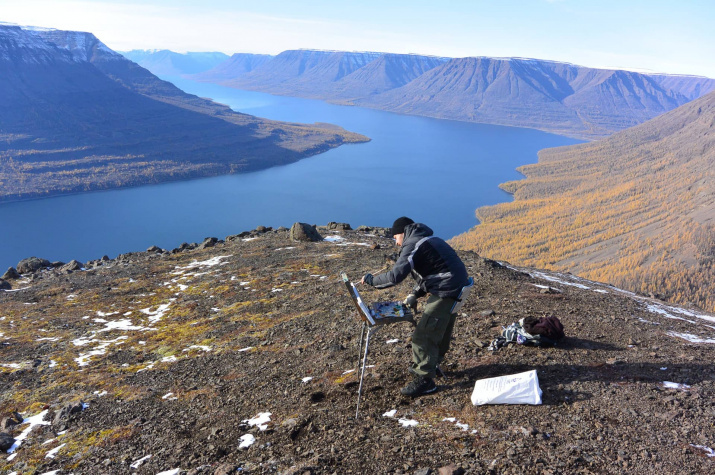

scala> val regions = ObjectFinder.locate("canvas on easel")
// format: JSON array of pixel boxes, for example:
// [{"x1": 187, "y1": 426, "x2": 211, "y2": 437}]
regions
[{"x1": 340, "y1": 272, "x2": 414, "y2": 325}]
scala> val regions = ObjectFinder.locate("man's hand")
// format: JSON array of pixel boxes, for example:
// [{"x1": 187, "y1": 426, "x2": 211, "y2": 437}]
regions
[
  {"x1": 360, "y1": 274, "x2": 373, "y2": 286},
  {"x1": 403, "y1": 293, "x2": 418, "y2": 312}
]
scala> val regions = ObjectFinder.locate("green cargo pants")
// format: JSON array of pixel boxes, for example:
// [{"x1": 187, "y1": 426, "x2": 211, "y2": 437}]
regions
[{"x1": 409, "y1": 295, "x2": 457, "y2": 379}]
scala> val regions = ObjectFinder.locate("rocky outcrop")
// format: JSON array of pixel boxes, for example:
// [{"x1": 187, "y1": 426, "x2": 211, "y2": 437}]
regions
[
  {"x1": 0, "y1": 432, "x2": 15, "y2": 451},
  {"x1": 16, "y1": 257, "x2": 51, "y2": 274},
  {"x1": 327, "y1": 222, "x2": 352, "y2": 231},
  {"x1": 290, "y1": 222, "x2": 323, "y2": 242},
  {"x1": 0, "y1": 279, "x2": 11, "y2": 290},
  {"x1": 1, "y1": 267, "x2": 20, "y2": 280},
  {"x1": 60, "y1": 260, "x2": 84, "y2": 272}
]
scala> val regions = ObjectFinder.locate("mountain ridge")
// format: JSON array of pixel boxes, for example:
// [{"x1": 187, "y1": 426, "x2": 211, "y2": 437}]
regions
[
  {"x1": 451, "y1": 90, "x2": 715, "y2": 312},
  {"x1": 0, "y1": 26, "x2": 367, "y2": 203},
  {"x1": 191, "y1": 49, "x2": 715, "y2": 139}
]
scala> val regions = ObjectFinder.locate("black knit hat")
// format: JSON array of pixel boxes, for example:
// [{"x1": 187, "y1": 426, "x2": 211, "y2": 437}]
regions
[{"x1": 390, "y1": 216, "x2": 414, "y2": 236}]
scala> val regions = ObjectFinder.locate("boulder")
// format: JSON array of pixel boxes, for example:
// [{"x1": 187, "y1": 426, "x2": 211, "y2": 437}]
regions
[
  {"x1": 327, "y1": 222, "x2": 352, "y2": 231},
  {"x1": 50, "y1": 261, "x2": 65, "y2": 268},
  {"x1": 198, "y1": 237, "x2": 218, "y2": 249},
  {"x1": 53, "y1": 402, "x2": 85, "y2": 427},
  {"x1": 438, "y1": 465, "x2": 464, "y2": 475},
  {"x1": 16, "y1": 257, "x2": 51, "y2": 274},
  {"x1": 1, "y1": 267, "x2": 20, "y2": 280},
  {"x1": 146, "y1": 245, "x2": 162, "y2": 253},
  {"x1": 255, "y1": 226, "x2": 270, "y2": 233},
  {"x1": 0, "y1": 432, "x2": 15, "y2": 451},
  {"x1": 0, "y1": 279, "x2": 11, "y2": 290},
  {"x1": 290, "y1": 223, "x2": 323, "y2": 242},
  {"x1": 61, "y1": 260, "x2": 84, "y2": 272}
]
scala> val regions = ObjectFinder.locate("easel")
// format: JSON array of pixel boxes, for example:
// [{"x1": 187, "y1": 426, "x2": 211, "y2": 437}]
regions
[{"x1": 340, "y1": 273, "x2": 415, "y2": 419}]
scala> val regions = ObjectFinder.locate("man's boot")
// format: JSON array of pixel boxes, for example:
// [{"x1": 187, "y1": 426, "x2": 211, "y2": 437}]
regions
[{"x1": 400, "y1": 376, "x2": 437, "y2": 397}]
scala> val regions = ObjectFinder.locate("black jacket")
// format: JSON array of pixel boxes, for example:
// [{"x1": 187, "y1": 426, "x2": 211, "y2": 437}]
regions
[{"x1": 371, "y1": 223, "x2": 468, "y2": 299}]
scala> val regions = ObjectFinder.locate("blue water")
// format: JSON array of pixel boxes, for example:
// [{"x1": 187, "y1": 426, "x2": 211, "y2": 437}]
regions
[{"x1": 0, "y1": 78, "x2": 581, "y2": 269}]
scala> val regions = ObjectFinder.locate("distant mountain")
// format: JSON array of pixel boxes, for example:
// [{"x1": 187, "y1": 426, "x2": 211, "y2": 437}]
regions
[
  {"x1": 0, "y1": 25, "x2": 367, "y2": 202},
  {"x1": 202, "y1": 50, "x2": 715, "y2": 139},
  {"x1": 222, "y1": 49, "x2": 383, "y2": 98},
  {"x1": 189, "y1": 53, "x2": 274, "y2": 82},
  {"x1": 120, "y1": 49, "x2": 229, "y2": 75},
  {"x1": 648, "y1": 73, "x2": 715, "y2": 101},
  {"x1": 356, "y1": 57, "x2": 700, "y2": 139},
  {"x1": 452, "y1": 90, "x2": 715, "y2": 312}
]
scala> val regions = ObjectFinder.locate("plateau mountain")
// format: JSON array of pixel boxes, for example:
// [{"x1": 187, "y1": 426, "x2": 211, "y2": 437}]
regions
[
  {"x1": 452, "y1": 90, "x2": 715, "y2": 312},
  {"x1": 187, "y1": 52, "x2": 273, "y2": 82},
  {"x1": 199, "y1": 49, "x2": 715, "y2": 139},
  {"x1": 0, "y1": 26, "x2": 366, "y2": 202},
  {"x1": 120, "y1": 49, "x2": 229, "y2": 76}
]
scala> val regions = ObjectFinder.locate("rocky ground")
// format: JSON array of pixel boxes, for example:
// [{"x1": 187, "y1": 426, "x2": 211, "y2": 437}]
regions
[{"x1": 1, "y1": 224, "x2": 714, "y2": 474}]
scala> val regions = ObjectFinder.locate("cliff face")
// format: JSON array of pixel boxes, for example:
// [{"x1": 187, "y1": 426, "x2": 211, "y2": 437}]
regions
[
  {"x1": 1, "y1": 225, "x2": 714, "y2": 474},
  {"x1": 0, "y1": 26, "x2": 367, "y2": 203},
  {"x1": 452, "y1": 90, "x2": 715, "y2": 312}
]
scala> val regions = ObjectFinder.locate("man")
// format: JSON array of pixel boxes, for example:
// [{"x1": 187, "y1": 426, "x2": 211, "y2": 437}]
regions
[{"x1": 361, "y1": 217, "x2": 469, "y2": 397}]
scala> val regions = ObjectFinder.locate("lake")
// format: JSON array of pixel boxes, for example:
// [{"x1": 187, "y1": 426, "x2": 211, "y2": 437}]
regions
[{"x1": 0, "y1": 78, "x2": 581, "y2": 269}]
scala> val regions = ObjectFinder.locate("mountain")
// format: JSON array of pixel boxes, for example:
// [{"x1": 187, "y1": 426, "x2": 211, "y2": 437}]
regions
[
  {"x1": 188, "y1": 52, "x2": 274, "y2": 82},
  {"x1": 648, "y1": 73, "x2": 715, "y2": 101},
  {"x1": 202, "y1": 50, "x2": 715, "y2": 139},
  {"x1": 222, "y1": 49, "x2": 383, "y2": 98},
  {"x1": 356, "y1": 57, "x2": 700, "y2": 139},
  {"x1": 0, "y1": 25, "x2": 367, "y2": 202},
  {"x1": 120, "y1": 49, "x2": 230, "y2": 75},
  {"x1": 451, "y1": 90, "x2": 715, "y2": 312},
  {"x1": 1, "y1": 224, "x2": 714, "y2": 474}
]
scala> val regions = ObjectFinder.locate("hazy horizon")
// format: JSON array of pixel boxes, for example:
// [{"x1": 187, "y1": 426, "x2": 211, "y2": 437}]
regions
[{"x1": 1, "y1": 0, "x2": 713, "y2": 79}]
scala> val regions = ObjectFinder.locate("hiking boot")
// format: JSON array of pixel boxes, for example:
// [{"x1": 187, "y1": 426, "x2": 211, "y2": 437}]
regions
[{"x1": 400, "y1": 376, "x2": 437, "y2": 397}]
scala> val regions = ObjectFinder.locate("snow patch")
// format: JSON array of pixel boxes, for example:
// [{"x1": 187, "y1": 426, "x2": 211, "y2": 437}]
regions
[
  {"x1": 386, "y1": 339, "x2": 399, "y2": 344},
  {"x1": 302, "y1": 377, "x2": 313, "y2": 383},
  {"x1": 244, "y1": 412, "x2": 271, "y2": 431},
  {"x1": 45, "y1": 443, "x2": 65, "y2": 458},
  {"x1": 130, "y1": 454, "x2": 152, "y2": 469},
  {"x1": 667, "y1": 331, "x2": 715, "y2": 344},
  {"x1": 239, "y1": 433, "x2": 256, "y2": 449},
  {"x1": 383, "y1": 409, "x2": 397, "y2": 418},
  {"x1": 174, "y1": 255, "x2": 230, "y2": 272},
  {"x1": 398, "y1": 418, "x2": 418, "y2": 427},
  {"x1": 6, "y1": 410, "x2": 51, "y2": 459},
  {"x1": 690, "y1": 444, "x2": 715, "y2": 457},
  {"x1": 156, "y1": 469, "x2": 181, "y2": 475},
  {"x1": 663, "y1": 381, "x2": 690, "y2": 390}
]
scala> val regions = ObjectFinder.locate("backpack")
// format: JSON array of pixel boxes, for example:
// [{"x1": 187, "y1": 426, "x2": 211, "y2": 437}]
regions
[{"x1": 488, "y1": 316, "x2": 564, "y2": 351}]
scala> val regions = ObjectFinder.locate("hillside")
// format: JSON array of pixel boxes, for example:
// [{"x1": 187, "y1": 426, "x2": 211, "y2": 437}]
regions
[
  {"x1": 0, "y1": 26, "x2": 367, "y2": 202},
  {"x1": 452, "y1": 90, "x2": 715, "y2": 312},
  {"x1": 1, "y1": 225, "x2": 714, "y2": 474},
  {"x1": 188, "y1": 53, "x2": 274, "y2": 83},
  {"x1": 120, "y1": 50, "x2": 230, "y2": 76},
  {"x1": 200, "y1": 50, "x2": 715, "y2": 139}
]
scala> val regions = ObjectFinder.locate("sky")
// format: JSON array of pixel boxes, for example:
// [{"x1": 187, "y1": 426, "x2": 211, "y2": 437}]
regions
[{"x1": 1, "y1": 0, "x2": 714, "y2": 78}]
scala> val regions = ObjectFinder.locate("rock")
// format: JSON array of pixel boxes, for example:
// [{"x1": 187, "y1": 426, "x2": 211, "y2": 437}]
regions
[
  {"x1": 50, "y1": 261, "x2": 65, "y2": 268},
  {"x1": 16, "y1": 257, "x2": 51, "y2": 274},
  {"x1": 147, "y1": 245, "x2": 162, "y2": 253},
  {"x1": 61, "y1": 260, "x2": 84, "y2": 272},
  {"x1": 438, "y1": 464, "x2": 464, "y2": 475},
  {"x1": 0, "y1": 432, "x2": 15, "y2": 451},
  {"x1": 290, "y1": 223, "x2": 323, "y2": 242},
  {"x1": 53, "y1": 402, "x2": 85, "y2": 426},
  {"x1": 479, "y1": 310, "x2": 496, "y2": 317},
  {"x1": 0, "y1": 279, "x2": 10, "y2": 290},
  {"x1": 255, "y1": 226, "x2": 272, "y2": 233},
  {"x1": 327, "y1": 222, "x2": 352, "y2": 231},
  {"x1": 414, "y1": 469, "x2": 432, "y2": 475},
  {"x1": 2, "y1": 267, "x2": 20, "y2": 280},
  {"x1": 213, "y1": 463, "x2": 239, "y2": 475},
  {"x1": 199, "y1": 237, "x2": 218, "y2": 249},
  {"x1": 1, "y1": 412, "x2": 23, "y2": 430}
]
